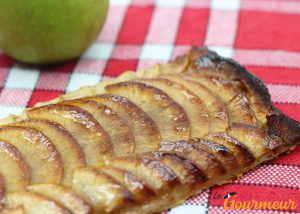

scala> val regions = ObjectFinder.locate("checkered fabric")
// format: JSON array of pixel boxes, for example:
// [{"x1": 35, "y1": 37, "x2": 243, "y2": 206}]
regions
[{"x1": 0, "y1": 0, "x2": 299, "y2": 213}]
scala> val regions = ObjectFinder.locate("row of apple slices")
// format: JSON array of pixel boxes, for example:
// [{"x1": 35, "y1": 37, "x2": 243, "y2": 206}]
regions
[
  {"x1": 0, "y1": 137, "x2": 249, "y2": 214},
  {"x1": 0, "y1": 72, "x2": 276, "y2": 213},
  {"x1": 1, "y1": 127, "x2": 272, "y2": 214}
]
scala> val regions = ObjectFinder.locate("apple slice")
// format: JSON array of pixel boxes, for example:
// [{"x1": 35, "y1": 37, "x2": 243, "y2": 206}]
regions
[
  {"x1": 188, "y1": 138, "x2": 239, "y2": 171},
  {"x1": 72, "y1": 167, "x2": 134, "y2": 213},
  {"x1": 5, "y1": 192, "x2": 69, "y2": 214},
  {"x1": 0, "y1": 141, "x2": 29, "y2": 194},
  {"x1": 0, "y1": 126, "x2": 63, "y2": 184},
  {"x1": 142, "y1": 152, "x2": 207, "y2": 186},
  {"x1": 28, "y1": 184, "x2": 92, "y2": 214},
  {"x1": 184, "y1": 73, "x2": 237, "y2": 102},
  {"x1": 104, "y1": 156, "x2": 179, "y2": 193},
  {"x1": 159, "y1": 74, "x2": 228, "y2": 132},
  {"x1": 27, "y1": 104, "x2": 113, "y2": 166},
  {"x1": 62, "y1": 99, "x2": 135, "y2": 156},
  {"x1": 132, "y1": 78, "x2": 209, "y2": 138},
  {"x1": 84, "y1": 94, "x2": 161, "y2": 153},
  {"x1": 247, "y1": 91, "x2": 269, "y2": 124},
  {"x1": 227, "y1": 92, "x2": 258, "y2": 125},
  {"x1": 12, "y1": 120, "x2": 86, "y2": 186},
  {"x1": 184, "y1": 73, "x2": 257, "y2": 125},
  {"x1": 186, "y1": 67, "x2": 269, "y2": 124},
  {"x1": 205, "y1": 132, "x2": 255, "y2": 167},
  {"x1": 0, "y1": 207, "x2": 24, "y2": 214},
  {"x1": 228, "y1": 123, "x2": 280, "y2": 160},
  {"x1": 160, "y1": 140, "x2": 226, "y2": 179},
  {"x1": 105, "y1": 81, "x2": 190, "y2": 141},
  {"x1": 101, "y1": 166, "x2": 155, "y2": 204}
]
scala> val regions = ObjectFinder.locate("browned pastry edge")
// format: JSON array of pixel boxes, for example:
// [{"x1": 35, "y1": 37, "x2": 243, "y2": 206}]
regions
[
  {"x1": 188, "y1": 46, "x2": 272, "y2": 106},
  {"x1": 267, "y1": 114, "x2": 300, "y2": 146},
  {"x1": 1, "y1": 47, "x2": 299, "y2": 214},
  {"x1": 114, "y1": 47, "x2": 300, "y2": 213},
  {"x1": 187, "y1": 46, "x2": 300, "y2": 148}
]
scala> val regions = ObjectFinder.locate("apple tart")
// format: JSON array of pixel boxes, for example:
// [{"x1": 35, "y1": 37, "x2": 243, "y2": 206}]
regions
[{"x1": 0, "y1": 47, "x2": 299, "y2": 214}]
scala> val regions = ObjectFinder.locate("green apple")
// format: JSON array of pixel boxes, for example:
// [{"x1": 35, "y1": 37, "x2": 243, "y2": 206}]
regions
[{"x1": 0, "y1": 0, "x2": 109, "y2": 64}]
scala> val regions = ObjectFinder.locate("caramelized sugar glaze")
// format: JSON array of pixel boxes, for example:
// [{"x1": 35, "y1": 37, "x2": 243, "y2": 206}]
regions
[{"x1": 0, "y1": 47, "x2": 299, "y2": 214}]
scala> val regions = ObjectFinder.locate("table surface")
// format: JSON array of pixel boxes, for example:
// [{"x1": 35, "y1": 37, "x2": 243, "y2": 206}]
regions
[{"x1": 0, "y1": 0, "x2": 299, "y2": 213}]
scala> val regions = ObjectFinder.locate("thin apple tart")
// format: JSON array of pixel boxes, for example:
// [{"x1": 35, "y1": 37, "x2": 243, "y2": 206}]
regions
[{"x1": 0, "y1": 47, "x2": 299, "y2": 214}]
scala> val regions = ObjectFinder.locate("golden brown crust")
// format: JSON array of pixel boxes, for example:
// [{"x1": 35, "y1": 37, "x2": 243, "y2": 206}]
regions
[
  {"x1": 188, "y1": 46, "x2": 271, "y2": 106},
  {"x1": 267, "y1": 113, "x2": 300, "y2": 146},
  {"x1": 187, "y1": 46, "x2": 271, "y2": 124},
  {"x1": 187, "y1": 46, "x2": 300, "y2": 148},
  {"x1": 0, "y1": 46, "x2": 299, "y2": 214}
]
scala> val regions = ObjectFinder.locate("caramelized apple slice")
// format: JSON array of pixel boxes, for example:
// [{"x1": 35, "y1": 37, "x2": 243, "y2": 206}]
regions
[
  {"x1": 62, "y1": 99, "x2": 135, "y2": 156},
  {"x1": 228, "y1": 123, "x2": 280, "y2": 160},
  {"x1": 0, "y1": 141, "x2": 29, "y2": 193},
  {"x1": 27, "y1": 104, "x2": 113, "y2": 166},
  {"x1": 187, "y1": 65, "x2": 269, "y2": 124},
  {"x1": 84, "y1": 94, "x2": 161, "y2": 153},
  {"x1": 133, "y1": 78, "x2": 209, "y2": 138},
  {"x1": 160, "y1": 74, "x2": 228, "y2": 132},
  {"x1": 160, "y1": 140, "x2": 226, "y2": 179},
  {"x1": 188, "y1": 138, "x2": 238, "y2": 171},
  {"x1": 72, "y1": 167, "x2": 134, "y2": 213},
  {"x1": 184, "y1": 73, "x2": 236, "y2": 102},
  {"x1": 5, "y1": 192, "x2": 69, "y2": 214},
  {"x1": 227, "y1": 93, "x2": 258, "y2": 125},
  {"x1": 184, "y1": 73, "x2": 257, "y2": 125},
  {"x1": 104, "y1": 156, "x2": 179, "y2": 193},
  {"x1": 0, "y1": 207, "x2": 24, "y2": 214},
  {"x1": 205, "y1": 132, "x2": 255, "y2": 167},
  {"x1": 0, "y1": 126, "x2": 63, "y2": 184},
  {"x1": 247, "y1": 92, "x2": 269, "y2": 124},
  {"x1": 142, "y1": 152, "x2": 207, "y2": 186},
  {"x1": 105, "y1": 82, "x2": 190, "y2": 141},
  {"x1": 101, "y1": 166, "x2": 155, "y2": 204},
  {"x1": 12, "y1": 120, "x2": 86, "y2": 186},
  {"x1": 28, "y1": 184, "x2": 92, "y2": 214}
]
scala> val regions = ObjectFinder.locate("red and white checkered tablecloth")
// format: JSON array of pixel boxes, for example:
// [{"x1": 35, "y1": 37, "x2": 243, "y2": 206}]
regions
[{"x1": 0, "y1": 0, "x2": 299, "y2": 213}]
